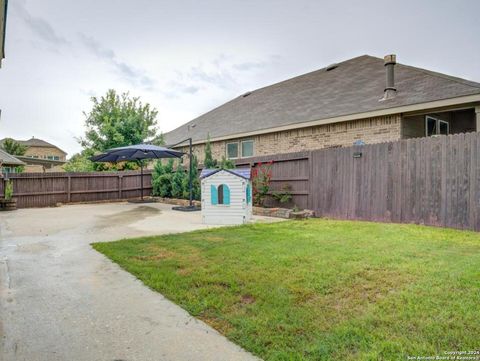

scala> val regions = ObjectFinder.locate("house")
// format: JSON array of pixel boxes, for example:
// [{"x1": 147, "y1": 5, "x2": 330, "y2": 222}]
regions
[
  {"x1": 165, "y1": 54, "x2": 480, "y2": 163},
  {"x1": 0, "y1": 137, "x2": 67, "y2": 172},
  {"x1": 200, "y1": 168, "x2": 252, "y2": 225},
  {"x1": 0, "y1": 0, "x2": 7, "y2": 67},
  {"x1": 0, "y1": 148, "x2": 25, "y2": 175}
]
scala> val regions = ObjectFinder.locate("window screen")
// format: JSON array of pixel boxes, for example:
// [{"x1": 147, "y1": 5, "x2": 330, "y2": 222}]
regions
[
  {"x1": 241, "y1": 140, "x2": 254, "y2": 157},
  {"x1": 227, "y1": 143, "x2": 239, "y2": 159}
]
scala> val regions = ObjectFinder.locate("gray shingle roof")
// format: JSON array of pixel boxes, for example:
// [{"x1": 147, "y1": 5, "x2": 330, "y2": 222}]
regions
[
  {"x1": 165, "y1": 55, "x2": 480, "y2": 145},
  {"x1": 0, "y1": 148, "x2": 25, "y2": 166},
  {"x1": 0, "y1": 137, "x2": 67, "y2": 154}
]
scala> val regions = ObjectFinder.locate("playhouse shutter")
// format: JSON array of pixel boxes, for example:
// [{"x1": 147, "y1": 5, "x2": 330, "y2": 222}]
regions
[
  {"x1": 211, "y1": 185, "x2": 218, "y2": 205},
  {"x1": 246, "y1": 184, "x2": 251, "y2": 204},
  {"x1": 223, "y1": 185, "x2": 230, "y2": 205}
]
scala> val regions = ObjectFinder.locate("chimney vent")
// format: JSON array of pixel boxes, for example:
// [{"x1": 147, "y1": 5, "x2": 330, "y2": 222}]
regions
[{"x1": 380, "y1": 54, "x2": 397, "y2": 101}]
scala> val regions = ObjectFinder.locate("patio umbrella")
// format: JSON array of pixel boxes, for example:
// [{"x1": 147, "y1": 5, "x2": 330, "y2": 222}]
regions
[{"x1": 91, "y1": 144, "x2": 184, "y2": 201}]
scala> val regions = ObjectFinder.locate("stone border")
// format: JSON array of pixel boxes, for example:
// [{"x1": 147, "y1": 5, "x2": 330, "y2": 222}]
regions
[{"x1": 153, "y1": 197, "x2": 314, "y2": 219}]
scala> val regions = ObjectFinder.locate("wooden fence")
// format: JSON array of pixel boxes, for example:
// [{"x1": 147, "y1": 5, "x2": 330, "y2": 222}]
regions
[
  {"x1": 1, "y1": 132, "x2": 479, "y2": 231},
  {"x1": 237, "y1": 132, "x2": 480, "y2": 231},
  {"x1": 0, "y1": 170, "x2": 152, "y2": 208}
]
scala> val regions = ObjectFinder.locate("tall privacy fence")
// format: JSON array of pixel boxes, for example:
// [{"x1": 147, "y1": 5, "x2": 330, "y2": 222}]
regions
[
  {"x1": 237, "y1": 132, "x2": 480, "y2": 231},
  {"x1": 1, "y1": 132, "x2": 479, "y2": 231},
  {"x1": 0, "y1": 170, "x2": 152, "y2": 208}
]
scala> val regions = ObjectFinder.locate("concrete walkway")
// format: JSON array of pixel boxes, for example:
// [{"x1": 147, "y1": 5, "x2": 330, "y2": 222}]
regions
[{"x1": 0, "y1": 202, "x2": 274, "y2": 361}]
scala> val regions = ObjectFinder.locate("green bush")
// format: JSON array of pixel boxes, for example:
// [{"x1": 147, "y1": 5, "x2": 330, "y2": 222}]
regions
[
  {"x1": 151, "y1": 157, "x2": 201, "y2": 200},
  {"x1": 4, "y1": 180, "x2": 13, "y2": 200}
]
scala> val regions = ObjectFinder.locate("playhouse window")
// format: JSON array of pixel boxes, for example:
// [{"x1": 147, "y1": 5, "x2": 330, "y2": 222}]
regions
[{"x1": 211, "y1": 184, "x2": 230, "y2": 205}]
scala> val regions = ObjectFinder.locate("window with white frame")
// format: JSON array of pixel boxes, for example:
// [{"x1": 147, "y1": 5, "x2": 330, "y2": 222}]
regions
[
  {"x1": 241, "y1": 140, "x2": 254, "y2": 157},
  {"x1": 226, "y1": 140, "x2": 254, "y2": 159},
  {"x1": 426, "y1": 116, "x2": 449, "y2": 137},
  {"x1": 226, "y1": 142, "x2": 239, "y2": 159}
]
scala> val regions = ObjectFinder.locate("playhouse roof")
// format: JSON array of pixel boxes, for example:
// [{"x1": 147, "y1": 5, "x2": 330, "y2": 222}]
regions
[{"x1": 200, "y1": 168, "x2": 251, "y2": 180}]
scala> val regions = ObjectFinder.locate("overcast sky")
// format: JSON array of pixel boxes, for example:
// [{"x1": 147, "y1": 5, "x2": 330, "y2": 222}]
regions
[{"x1": 1, "y1": 0, "x2": 479, "y2": 156}]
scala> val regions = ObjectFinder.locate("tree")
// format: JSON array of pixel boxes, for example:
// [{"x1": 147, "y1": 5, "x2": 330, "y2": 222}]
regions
[
  {"x1": 219, "y1": 156, "x2": 235, "y2": 169},
  {"x1": 182, "y1": 155, "x2": 201, "y2": 200},
  {"x1": 63, "y1": 151, "x2": 95, "y2": 172},
  {"x1": 203, "y1": 134, "x2": 217, "y2": 168},
  {"x1": 171, "y1": 162, "x2": 186, "y2": 199},
  {"x1": 152, "y1": 159, "x2": 174, "y2": 197},
  {"x1": 79, "y1": 89, "x2": 159, "y2": 170},
  {"x1": 1, "y1": 138, "x2": 27, "y2": 156}
]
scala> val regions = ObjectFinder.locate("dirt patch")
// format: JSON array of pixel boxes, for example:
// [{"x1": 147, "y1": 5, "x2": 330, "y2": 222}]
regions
[
  {"x1": 132, "y1": 248, "x2": 175, "y2": 261},
  {"x1": 307, "y1": 267, "x2": 415, "y2": 319},
  {"x1": 95, "y1": 206, "x2": 160, "y2": 229},
  {"x1": 240, "y1": 294, "x2": 255, "y2": 304}
]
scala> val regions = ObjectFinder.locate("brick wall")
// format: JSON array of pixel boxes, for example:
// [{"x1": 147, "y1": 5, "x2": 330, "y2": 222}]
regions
[{"x1": 178, "y1": 114, "x2": 402, "y2": 165}]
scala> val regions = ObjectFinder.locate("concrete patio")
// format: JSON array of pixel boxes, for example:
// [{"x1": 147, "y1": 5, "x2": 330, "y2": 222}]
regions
[{"x1": 0, "y1": 202, "x2": 278, "y2": 361}]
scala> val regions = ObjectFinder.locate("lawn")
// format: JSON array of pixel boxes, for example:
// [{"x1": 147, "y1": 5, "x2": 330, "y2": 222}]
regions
[{"x1": 92, "y1": 219, "x2": 480, "y2": 360}]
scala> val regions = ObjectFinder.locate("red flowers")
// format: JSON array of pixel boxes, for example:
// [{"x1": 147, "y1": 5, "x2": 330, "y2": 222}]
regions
[{"x1": 252, "y1": 160, "x2": 273, "y2": 206}]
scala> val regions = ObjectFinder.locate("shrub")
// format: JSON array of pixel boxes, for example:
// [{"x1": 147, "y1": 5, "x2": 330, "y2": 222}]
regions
[
  {"x1": 252, "y1": 161, "x2": 273, "y2": 206},
  {"x1": 271, "y1": 184, "x2": 293, "y2": 205},
  {"x1": 171, "y1": 164, "x2": 187, "y2": 199},
  {"x1": 152, "y1": 159, "x2": 174, "y2": 197},
  {"x1": 4, "y1": 180, "x2": 13, "y2": 200}
]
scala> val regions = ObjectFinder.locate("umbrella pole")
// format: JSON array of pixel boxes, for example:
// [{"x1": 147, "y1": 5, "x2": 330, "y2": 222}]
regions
[
  {"x1": 140, "y1": 161, "x2": 144, "y2": 201},
  {"x1": 189, "y1": 138, "x2": 193, "y2": 207}
]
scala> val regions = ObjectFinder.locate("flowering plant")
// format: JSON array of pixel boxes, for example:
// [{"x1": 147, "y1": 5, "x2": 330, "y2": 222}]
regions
[{"x1": 252, "y1": 161, "x2": 273, "y2": 206}]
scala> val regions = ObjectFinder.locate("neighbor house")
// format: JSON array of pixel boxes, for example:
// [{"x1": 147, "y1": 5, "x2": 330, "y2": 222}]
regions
[
  {"x1": 165, "y1": 54, "x2": 480, "y2": 163},
  {"x1": 0, "y1": 137, "x2": 67, "y2": 172},
  {"x1": 0, "y1": 148, "x2": 25, "y2": 175}
]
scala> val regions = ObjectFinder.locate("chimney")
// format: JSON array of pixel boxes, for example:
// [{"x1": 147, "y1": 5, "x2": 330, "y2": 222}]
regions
[{"x1": 381, "y1": 54, "x2": 397, "y2": 101}]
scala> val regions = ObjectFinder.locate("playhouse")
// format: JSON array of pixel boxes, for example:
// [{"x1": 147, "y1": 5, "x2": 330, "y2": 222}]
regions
[{"x1": 200, "y1": 168, "x2": 252, "y2": 225}]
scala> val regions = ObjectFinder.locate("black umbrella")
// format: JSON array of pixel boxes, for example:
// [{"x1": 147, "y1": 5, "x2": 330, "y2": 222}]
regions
[{"x1": 91, "y1": 144, "x2": 184, "y2": 201}]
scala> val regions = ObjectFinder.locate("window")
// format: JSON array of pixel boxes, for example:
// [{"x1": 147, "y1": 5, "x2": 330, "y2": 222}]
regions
[
  {"x1": 218, "y1": 184, "x2": 225, "y2": 204},
  {"x1": 227, "y1": 140, "x2": 254, "y2": 159},
  {"x1": 226, "y1": 142, "x2": 239, "y2": 159},
  {"x1": 426, "y1": 116, "x2": 449, "y2": 136},
  {"x1": 210, "y1": 184, "x2": 230, "y2": 205},
  {"x1": 241, "y1": 140, "x2": 254, "y2": 157}
]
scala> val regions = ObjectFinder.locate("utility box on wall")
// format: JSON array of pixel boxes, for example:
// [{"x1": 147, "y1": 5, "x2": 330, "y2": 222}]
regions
[{"x1": 200, "y1": 168, "x2": 252, "y2": 225}]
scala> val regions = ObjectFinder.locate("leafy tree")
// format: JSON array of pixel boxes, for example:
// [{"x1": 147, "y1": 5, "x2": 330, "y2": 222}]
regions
[
  {"x1": 203, "y1": 134, "x2": 217, "y2": 168},
  {"x1": 219, "y1": 156, "x2": 235, "y2": 169},
  {"x1": 152, "y1": 159, "x2": 174, "y2": 197},
  {"x1": 182, "y1": 155, "x2": 201, "y2": 200},
  {"x1": 171, "y1": 162, "x2": 186, "y2": 199},
  {"x1": 1, "y1": 138, "x2": 27, "y2": 156},
  {"x1": 63, "y1": 151, "x2": 95, "y2": 172},
  {"x1": 79, "y1": 89, "x2": 159, "y2": 170}
]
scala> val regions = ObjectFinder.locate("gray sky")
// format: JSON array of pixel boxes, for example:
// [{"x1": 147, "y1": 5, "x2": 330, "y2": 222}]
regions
[{"x1": 1, "y1": 0, "x2": 479, "y2": 156}]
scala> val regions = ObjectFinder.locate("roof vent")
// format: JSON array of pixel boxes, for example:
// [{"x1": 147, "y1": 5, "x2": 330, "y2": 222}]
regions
[
  {"x1": 242, "y1": 91, "x2": 252, "y2": 98},
  {"x1": 325, "y1": 63, "x2": 338, "y2": 71}
]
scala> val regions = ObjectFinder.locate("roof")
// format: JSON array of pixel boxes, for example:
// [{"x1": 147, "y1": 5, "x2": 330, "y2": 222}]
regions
[
  {"x1": 165, "y1": 55, "x2": 480, "y2": 145},
  {"x1": 200, "y1": 168, "x2": 251, "y2": 180},
  {"x1": 0, "y1": 148, "x2": 26, "y2": 166},
  {"x1": 0, "y1": 137, "x2": 68, "y2": 154},
  {"x1": 16, "y1": 156, "x2": 66, "y2": 165}
]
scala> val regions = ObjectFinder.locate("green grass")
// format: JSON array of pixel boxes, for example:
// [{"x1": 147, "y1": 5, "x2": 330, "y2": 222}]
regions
[{"x1": 92, "y1": 219, "x2": 480, "y2": 360}]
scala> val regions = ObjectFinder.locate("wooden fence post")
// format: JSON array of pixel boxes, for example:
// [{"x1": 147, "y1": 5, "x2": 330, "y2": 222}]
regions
[
  {"x1": 118, "y1": 175, "x2": 123, "y2": 199},
  {"x1": 67, "y1": 175, "x2": 71, "y2": 203}
]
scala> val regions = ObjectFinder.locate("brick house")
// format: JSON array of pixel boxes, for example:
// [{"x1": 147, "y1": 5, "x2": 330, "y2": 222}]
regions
[
  {"x1": 0, "y1": 137, "x2": 67, "y2": 172},
  {"x1": 164, "y1": 54, "x2": 480, "y2": 164}
]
